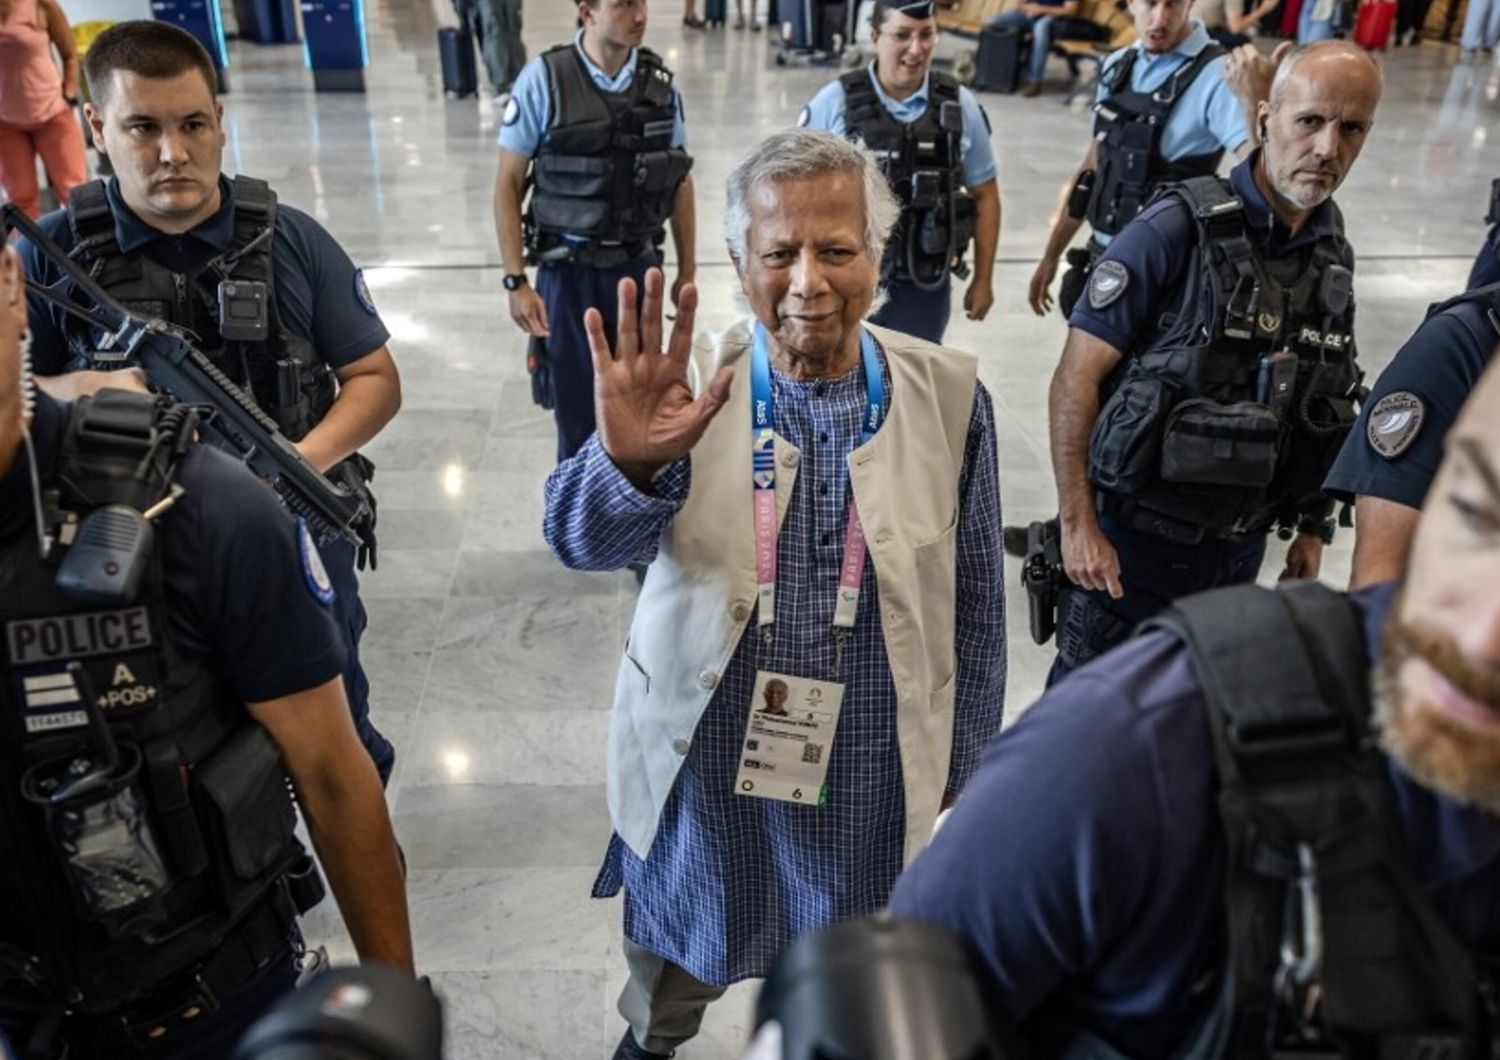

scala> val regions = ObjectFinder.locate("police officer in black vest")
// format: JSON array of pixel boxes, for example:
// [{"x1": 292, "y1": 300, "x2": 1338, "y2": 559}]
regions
[
  {"x1": 0, "y1": 245, "x2": 413, "y2": 1057},
  {"x1": 798, "y1": 0, "x2": 1001, "y2": 344},
  {"x1": 1045, "y1": 41, "x2": 1381, "y2": 685},
  {"x1": 17, "y1": 23, "x2": 402, "y2": 785},
  {"x1": 1025, "y1": 0, "x2": 1286, "y2": 319},
  {"x1": 493, "y1": 0, "x2": 694, "y2": 462},
  {"x1": 890, "y1": 351, "x2": 1500, "y2": 1060},
  {"x1": 1325, "y1": 283, "x2": 1500, "y2": 589}
]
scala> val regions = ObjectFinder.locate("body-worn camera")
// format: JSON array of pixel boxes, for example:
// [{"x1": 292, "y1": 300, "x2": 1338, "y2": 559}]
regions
[{"x1": 217, "y1": 280, "x2": 270, "y2": 343}]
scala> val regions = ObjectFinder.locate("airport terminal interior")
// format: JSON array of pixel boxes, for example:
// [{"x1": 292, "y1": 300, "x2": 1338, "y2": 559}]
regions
[{"x1": 6, "y1": 0, "x2": 1500, "y2": 1053}]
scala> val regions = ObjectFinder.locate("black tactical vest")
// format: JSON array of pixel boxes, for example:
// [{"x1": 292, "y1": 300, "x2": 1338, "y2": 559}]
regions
[
  {"x1": 841, "y1": 69, "x2": 977, "y2": 288},
  {"x1": 525, "y1": 45, "x2": 693, "y2": 259},
  {"x1": 61, "y1": 176, "x2": 334, "y2": 442},
  {"x1": 1088, "y1": 44, "x2": 1227, "y2": 238},
  {"x1": 0, "y1": 392, "x2": 312, "y2": 1045},
  {"x1": 1087, "y1": 176, "x2": 1361, "y2": 543}
]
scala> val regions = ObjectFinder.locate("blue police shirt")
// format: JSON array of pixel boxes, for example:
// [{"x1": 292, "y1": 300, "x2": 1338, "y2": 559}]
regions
[
  {"x1": 0, "y1": 393, "x2": 347, "y2": 702},
  {"x1": 889, "y1": 581, "x2": 1500, "y2": 1056},
  {"x1": 1092, "y1": 21, "x2": 1250, "y2": 248},
  {"x1": 1068, "y1": 153, "x2": 1350, "y2": 355},
  {"x1": 1324, "y1": 298, "x2": 1497, "y2": 510},
  {"x1": 19, "y1": 176, "x2": 391, "y2": 378},
  {"x1": 497, "y1": 30, "x2": 689, "y2": 158},
  {"x1": 1470, "y1": 225, "x2": 1500, "y2": 290},
  {"x1": 798, "y1": 63, "x2": 998, "y2": 187}
]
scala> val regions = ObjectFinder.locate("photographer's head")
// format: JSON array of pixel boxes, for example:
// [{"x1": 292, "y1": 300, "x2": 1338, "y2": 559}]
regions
[
  {"x1": 82, "y1": 21, "x2": 226, "y2": 235},
  {"x1": 1381, "y1": 352, "x2": 1500, "y2": 815}
]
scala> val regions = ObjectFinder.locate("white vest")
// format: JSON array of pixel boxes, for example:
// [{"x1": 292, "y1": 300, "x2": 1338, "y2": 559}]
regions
[{"x1": 609, "y1": 319, "x2": 979, "y2": 863}]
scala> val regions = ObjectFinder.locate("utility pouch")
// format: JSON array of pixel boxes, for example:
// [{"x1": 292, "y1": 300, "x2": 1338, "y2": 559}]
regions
[
  {"x1": 1067, "y1": 170, "x2": 1095, "y2": 221},
  {"x1": 1058, "y1": 245, "x2": 1094, "y2": 318},
  {"x1": 1088, "y1": 372, "x2": 1172, "y2": 494},
  {"x1": 21, "y1": 742, "x2": 171, "y2": 935},
  {"x1": 195, "y1": 726, "x2": 296, "y2": 903},
  {"x1": 272, "y1": 358, "x2": 315, "y2": 441},
  {"x1": 1159, "y1": 399, "x2": 1281, "y2": 488},
  {"x1": 633, "y1": 151, "x2": 686, "y2": 193},
  {"x1": 533, "y1": 154, "x2": 610, "y2": 198}
]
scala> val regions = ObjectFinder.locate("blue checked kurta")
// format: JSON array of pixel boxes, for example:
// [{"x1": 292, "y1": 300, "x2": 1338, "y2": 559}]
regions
[{"x1": 542, "y1": 346, "x2": 1007, "y2": 987}]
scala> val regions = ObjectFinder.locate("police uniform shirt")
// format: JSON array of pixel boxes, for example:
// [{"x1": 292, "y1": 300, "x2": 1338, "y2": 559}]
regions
[
  {"x1": 19, "y1": 176, "x2": 391, "y2": 377},
  {"x1": 1092, "y1": 20, "x2": 1250, "y2": 248},
  {"x1": 1471, "y1": 224, "x2": 1500, "y2": 290},
  {"x1": 497, "y1": 30, "x2": 689, "y2": 159},
  {"x1": 1067, "y1": 153, "x2": 1350, "y2": 356},
  {"x1": 798, "y1": 63, "x2": 998, "y2": 188},
  {"x1": 889, "y1": 581, "x2": 1500, "y2": 1056},
  {"x1": 1324, "y1": 299, "x2": 1497, "y2": 510},
  {"x1": 0, "y1": 393, "x2": 348, "y2": 703}
]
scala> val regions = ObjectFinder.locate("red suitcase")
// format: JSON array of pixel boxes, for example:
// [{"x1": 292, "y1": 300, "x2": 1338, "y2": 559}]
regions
[{"x1": 1354, "y1": 0, "x2": 1395, "y2": 50}]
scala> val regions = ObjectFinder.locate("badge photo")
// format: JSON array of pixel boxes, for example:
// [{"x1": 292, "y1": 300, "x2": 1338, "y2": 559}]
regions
[
  {"x1": 1088, "y1": 260, "x2": 1130, "y2": 310},
  {"x1": 1366, "y1": 391, "x2": 1426, "y2": 460}
]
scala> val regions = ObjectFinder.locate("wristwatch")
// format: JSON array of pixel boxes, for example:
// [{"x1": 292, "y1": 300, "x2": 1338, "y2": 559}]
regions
[{"x1": 503, "y1": 273, "x2": 528, "y2": 292}]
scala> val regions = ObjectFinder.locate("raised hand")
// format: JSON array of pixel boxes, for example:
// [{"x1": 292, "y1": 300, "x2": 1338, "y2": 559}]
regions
[{"x1": 590, "y1": 268, "x2": 734, "y2": 490}]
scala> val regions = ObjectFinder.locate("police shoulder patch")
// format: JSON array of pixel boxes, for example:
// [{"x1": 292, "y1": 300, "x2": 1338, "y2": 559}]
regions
[
  {"x1": 1088, "y1": 259, "x2": 1130, "y2": 310},
  {"x1": 353, "y1": 269, "x2": 378, "y2": 315},
  {"x1": 298, "y1": 519, "x2": 337, "y2": 607},
  {"x1": 797, "y1": 106, "x2": 811, "y2": 127},
  {"x1": 502, "y1": 96, "x2": 521, "y2": 125},
  {"x1": 1366, "y1": 391, "x2": 1426, "y2": 460}
]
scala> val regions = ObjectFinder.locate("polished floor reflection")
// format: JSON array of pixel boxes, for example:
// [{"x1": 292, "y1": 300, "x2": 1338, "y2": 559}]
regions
[{"x1": 211, "y1": 1, "x2": 1500, "y2": 1054}]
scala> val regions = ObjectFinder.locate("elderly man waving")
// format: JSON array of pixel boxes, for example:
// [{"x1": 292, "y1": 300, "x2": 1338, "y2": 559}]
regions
[{"x1": 542, "y1": 128, "x2": 1006, "y2": 1060}]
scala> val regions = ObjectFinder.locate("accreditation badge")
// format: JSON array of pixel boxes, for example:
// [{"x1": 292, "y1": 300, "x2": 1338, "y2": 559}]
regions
[{"x1": 734, "y1": 670, "x2": 845, "y2": 807}]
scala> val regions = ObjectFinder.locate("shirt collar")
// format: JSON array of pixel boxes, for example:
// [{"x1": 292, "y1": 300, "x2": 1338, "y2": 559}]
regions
[
  {"x1": 1133, "y1": 19, "x2": 1213, "y2": 62},
  {"x1": 865, "y1": 60, "x2": 930, "y2": 114},
  {"x1": 1228, "y1": 151, "x2": 1341, "y2": 250},
  {"x1": 572, "y1": 29, "x2": 639, "y2": 92},
  {"x1": 105, "y1": 174, "x2": 237, "y2": 255}
]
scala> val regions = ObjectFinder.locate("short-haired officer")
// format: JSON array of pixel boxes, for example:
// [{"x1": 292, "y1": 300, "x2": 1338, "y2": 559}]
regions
[
  {"x1": 0, "y1": 245, "x2": 413, "y2": 1058},
  {"x1": 1027, "y1": 0, "x2": 1274, "y2": 318},
  {"x1": 493, "y1": 0, "x2": 694, "y2": 462},
  {"x1": 1470, "y1": 178, "x2": 1500, "y2": 290},
  {"x1": 1046, "y1": 42, "x2": 1381, "y2": 684},
  {"x1": 1324, "y1": 283, "x2": 1500, "y2": 589},
  {"x1": 17, "y1": 22, "x2": 401, "y2": 784},
  {"x1": 889, "y1": 352, "x2": 1500, "y2": 1060},
  {"x1": 798, "y1": 0, "x2": 1000, "y2": 344}
]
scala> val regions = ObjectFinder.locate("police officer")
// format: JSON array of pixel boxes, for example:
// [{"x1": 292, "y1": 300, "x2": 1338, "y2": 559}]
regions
[
  {"x1": 798, "y1": 0, "x2": 1000, "y2": 344},
  {"x1": 18, "y1": 22, "x2": 402, "y2": 784},
  {"x1": 1046, "y1": 41, "x2": 1380, "y2": 684},
  {"x1": 492, "y1": 0, "x2": 694, "y2": 462},
  {"x1": 889, "y1": 354, "x2": 1500, "y2": 1060},
  {"x1": 0, "y1": 245, "x2": 413, "y2": 1057},
  {"x1": 1325, "y1": 283, "x2": 1500, "y2": 589},
  {"x1": 1470, "y1": 178, "x2": 1500, "y2": 290},
  {"x1": 1026, "y1": 0, "x2": 1278, "y2": 319}
]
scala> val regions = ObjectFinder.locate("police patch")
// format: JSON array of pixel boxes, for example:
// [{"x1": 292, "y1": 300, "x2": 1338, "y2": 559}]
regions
[
  {"x1": 298, "y1": 519, "x2": 337, "y2": 607},
  {"x1": 1366, "y1": 391, "x2": 1425, "y2": 460},
  {"x1": 502, "y1": 96, "x2": 520, "y2": 126},
  {"x1": 797, "y1": 106, "x2": 811, "y2": 128},
  {"x1": 353, "y1": 269, "x2": 377, "y2": 315},
  {"x1": 1088, "y1": 259, "x2": 1129, "y2": 310}
]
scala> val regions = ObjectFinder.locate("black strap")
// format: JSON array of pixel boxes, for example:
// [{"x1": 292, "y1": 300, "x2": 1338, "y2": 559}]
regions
[
  {"x1": 1151, "y1": 42, "x2": 1225, "y2": 108},
  {"x1": 1101, "y1": 46, "x2": 1137, "y2": 93},
  {"x1": 929, "y1": 69, "x2": 961, "y2": 104},
  {"x1": 841, "y1": 68, "x2": 884, "y2": 127},
  {"x1": 634, "y1": 46, "x2": 675, "y2": 109}
]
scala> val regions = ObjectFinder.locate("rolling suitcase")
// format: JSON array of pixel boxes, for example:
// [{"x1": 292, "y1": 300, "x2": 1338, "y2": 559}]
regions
[
  {"x1": 438, "y1": 27, "x2": 478, "y2": 97},
  {"x1": 972, "y1": 24, "x2": 1023, "y2": 92},
  {"x1": 1354, "y1": 0, "x2": 1395, "y2": 48}
]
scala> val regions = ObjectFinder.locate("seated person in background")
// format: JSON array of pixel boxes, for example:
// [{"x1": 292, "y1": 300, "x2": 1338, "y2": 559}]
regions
[
  {"x1": 1195, "y1": 0, "x2": 1278, "y2": 45},
  {"x1": 986, "y1": 0, "x2": 1084, "y2": 96}
]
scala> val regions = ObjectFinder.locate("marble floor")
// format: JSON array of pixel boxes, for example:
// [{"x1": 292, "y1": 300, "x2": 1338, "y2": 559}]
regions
[{"x1": 184, "y1": 1, "x2": 1500, "y2": 1055}]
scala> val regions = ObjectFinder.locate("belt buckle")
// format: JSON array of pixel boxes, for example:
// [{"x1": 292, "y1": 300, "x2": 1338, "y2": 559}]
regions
[{"x1": 121, "y1": 972, "x2": 221, "y2": 1047}]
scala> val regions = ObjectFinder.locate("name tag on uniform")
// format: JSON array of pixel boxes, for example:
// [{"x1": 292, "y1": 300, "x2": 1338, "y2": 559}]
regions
[{"x1": 734, "y1": 670, "x2": 844, "y2": 807}]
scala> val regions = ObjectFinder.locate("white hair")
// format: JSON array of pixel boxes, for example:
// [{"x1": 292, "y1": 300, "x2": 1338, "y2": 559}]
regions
[{"x1": 723, "y1": 128, "x2": 901, "y2": 268}]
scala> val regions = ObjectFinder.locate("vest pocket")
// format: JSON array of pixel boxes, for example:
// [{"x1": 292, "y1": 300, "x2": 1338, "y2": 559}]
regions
[
  {"x1": 196, "y1": 725, "x2": 297, "y2": 889},
  {"x1": 914, "y1": 519, "x2": 959, "y2": 695},
  {"x1": 1159, "y1": 400, "x2": 1281, "y2": 488},
  {"x1": 1088, "y1": 373, "x2": 1171, "y2": 494}
]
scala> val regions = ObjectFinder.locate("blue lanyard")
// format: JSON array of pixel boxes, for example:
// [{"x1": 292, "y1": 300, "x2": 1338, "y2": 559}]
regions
[{"x1": 749, "y1": 324, "x2": 885, "y2": 632}]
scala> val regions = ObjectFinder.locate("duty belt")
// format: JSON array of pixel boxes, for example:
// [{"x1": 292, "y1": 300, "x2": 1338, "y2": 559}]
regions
[{"x1": 532, "y1": 235, "x2": 656, "y2": 270}]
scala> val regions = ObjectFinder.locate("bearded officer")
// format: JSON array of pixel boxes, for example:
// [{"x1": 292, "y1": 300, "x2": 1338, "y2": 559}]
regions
[
  {"x1": 1045, "y1": 41, "x2": 1381, "y2": 685},
  {"x1": 17, "y1": 22, "x2": 402, "y2": 785},
  {"x1": 493, "y1": 0, "x2": 694, "y2": 462},
  {"x1": 798, "y1": 0, "x2": 1000, "y2": 344}
]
